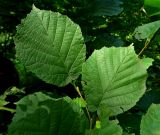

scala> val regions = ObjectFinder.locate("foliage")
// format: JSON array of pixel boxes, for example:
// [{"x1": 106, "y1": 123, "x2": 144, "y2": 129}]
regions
[
  {"x1": 1, "y1": 0, "x2": 160, "y2": 135},
  {"x1": 6, "y1": 5, "x2": 152, "y2": 135}
]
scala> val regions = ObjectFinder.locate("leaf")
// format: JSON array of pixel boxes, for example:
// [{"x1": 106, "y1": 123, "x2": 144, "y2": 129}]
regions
[
  {"x1": 134, "y1": 20, "x2": 160, "y2": 41},
  {"x1": 144, "y1": 0, "x2": 160, "y2": 16},
  {"x1": 95, "y1": 120, "x2": 101, "y2": 129},
  {"x1": 85, "y1": 119, "x2": 122, "y2": 135},
  {"x1": 14, "y1": 5, "x2": 86, "y2": 87},
  {"x1": 89, "y1": 0, "x2": 123, "y2": 16},
  {"x1": 140, "y1": 104, "x2": 160, "y2": 135},
  {"x1": 82, "y1": 46, "x2": 149, "y2": 116},
  {"x1": 141, "y1": 58, "x2": 154, "y2": 69},
  {"x1": 73, "y1": 97, "x2": 87, "y2": 108},
  {"x1": 10, "y1": 92, "x2": 54, "y2": 122},
  {"x1": 8, "y1": 92, "x2": 88, "y2": 135},
  {"x1": 0, "y1": 98, "x2": 8, "y2": 106}
]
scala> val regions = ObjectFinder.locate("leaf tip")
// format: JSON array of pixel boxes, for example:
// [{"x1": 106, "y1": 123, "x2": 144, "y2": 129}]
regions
[{"x1": 32, "y1": 4, "x2": 39, "y2": 11}]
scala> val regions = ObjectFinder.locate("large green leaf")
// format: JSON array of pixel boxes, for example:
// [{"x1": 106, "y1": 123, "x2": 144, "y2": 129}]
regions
[
  {"x1": 144, "y1": 0, "x2": 160, "y2": 16},
  {"x1": 82, "y1": 46, "x2": 149, "y2": 116},
  {"x1": 14, "y1": 6, "x2": 86, "y2": 87},
  {"x1": 134, "y1": 20, "x2": 160, "y2": 41},
  {"x1": 140, "y1": 104, "x2": 160, "y2": 135},
  {"x1": 8, "y1": 92, "x2": 88, "y2": 135}
]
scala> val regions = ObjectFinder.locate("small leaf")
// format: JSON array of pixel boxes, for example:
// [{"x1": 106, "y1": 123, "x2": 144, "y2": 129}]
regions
[
  {"x1": 0, "y1": 98, "x2": 8, "y2": 106},
  {"x1": 15, "y1": 6, "x2": 86, "y2": 87},
  {"x1": 141, "y1": 58, "x2": 154, "y2": 69},
  {"x1": 140, "y1": 104, "x2": 160, "y2": 135},
  {"x1": 8, "y1": 92, "x2": 88, "y2": 135},
  {"x1": 73, "y1": 97, "x2": 86, "y2": 108},
  {"x1": 134, "y1": 20, "x2": 160, "y2": 41},
  {"x1": 95, "y1": 120, "x2": 101, "y2": 129},
  {"x1": 82, "y1": 46, "x2": 148, "y2": 116}
]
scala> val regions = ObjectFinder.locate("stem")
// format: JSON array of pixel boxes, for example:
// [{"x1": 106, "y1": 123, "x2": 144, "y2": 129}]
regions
[
  {"x1": 138, "y1": 39, "x2": 150, "y2": 56},
  {"x1": 0, "y1": 106, "x2": 16, "y2": 113},
  {"x1": 72, "y1": 82, "x2": 92, "y2": 129}
]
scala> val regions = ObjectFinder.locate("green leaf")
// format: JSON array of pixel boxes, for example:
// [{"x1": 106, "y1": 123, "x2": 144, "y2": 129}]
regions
[
  {"x1": 73, "y1": 97, "x2": 87, "y2": 108},
  {"x1": 14, "y1": 6, "x2": 86, "y2": 87},
  {"x1": 10, "y1": 92, "x2": 54, "y2": 122},
  {"x1": 82, "y1": 46, "x2": 148, "y2": 116},
  {"x1": 86, "y1": 119, "x2": 122, "y2": 135},
  {"x1": 144, "y1": 0, "x2": 160, "y2": 16},
  {"x1": 8, "y1": 92, "x2": 88, "y2": 135},
  {"x1": 0, "y1": 98, "x2": 8, "y2": 106},
  {"x1": 140, "y1": 104, "x2": 160, "y2": 135},
  {"x1": 134, "y1": 20, "x2": 160, "y2": 41},
  {"x1": 95, "y1": 120, "x2": 101, "y2": 129},
  {"x1": 141, "y1": 58, "x2": 154, "y2": 69},
  {"x1": 89, "y1": 0, "x2": 123, "y2": 16}
]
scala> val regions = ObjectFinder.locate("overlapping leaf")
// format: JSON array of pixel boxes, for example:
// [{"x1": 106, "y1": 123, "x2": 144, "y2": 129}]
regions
[
  {"x1": 14, "y1": 6, "x2": 86, "y2": 86},
  {"x1": 8, "y1": 92, "x2": 88, "y2": 135},
  {"x1": 82, "y1": 46, "x2": 150, "y2": 116},
  {"x1": 140, "y1": 104, "x2": 160, "y2": 135}
]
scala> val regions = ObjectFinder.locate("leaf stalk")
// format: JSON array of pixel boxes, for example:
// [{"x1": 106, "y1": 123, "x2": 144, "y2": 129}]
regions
[
  {"x1": 0, "y1": 106, "x2": 16, "y2": 113},
  {"x1": 72, "y1": 82, "x2": 92, "y2": 129}
]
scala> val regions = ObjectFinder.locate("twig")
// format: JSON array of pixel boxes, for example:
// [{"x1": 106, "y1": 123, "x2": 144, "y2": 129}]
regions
[
  {"x1": 0, "y1": 106, "x2": 16, "y2": 113},
  {"x1": 138, "y1": 39, "x2": 150, "y2": 56},
  {"x1": 72, "y1": 82, "x2": 92, "y2": 129}
]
